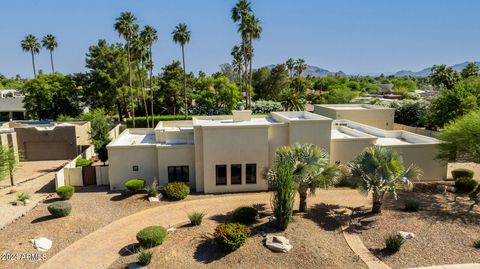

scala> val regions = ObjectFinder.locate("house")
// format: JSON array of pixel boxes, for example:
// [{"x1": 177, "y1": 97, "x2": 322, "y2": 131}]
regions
[
  {"x1": 107, "y1": 110, "x2": 447, "y2": 193},
  {"x1": 313, "y1": 104, "x2": 395, "y2": 130},
  {"x1": 0, "y1": 97, "x2": 26, "y2": 121}
]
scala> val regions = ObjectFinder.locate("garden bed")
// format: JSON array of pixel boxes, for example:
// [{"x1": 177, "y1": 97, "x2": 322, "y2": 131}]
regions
[{"x1": 354, "y1": 191, "x2": 480, "y2": 268}]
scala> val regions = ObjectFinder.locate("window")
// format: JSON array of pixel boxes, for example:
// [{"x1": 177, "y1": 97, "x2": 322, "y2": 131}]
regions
[
  {"x1": 216, "y1": 165, "x2": 227, "y2": 185},
  {"x1": 132, "y1": 165, "x2": 139, "y2": 171},
  {"x1": 168, "y1": 166, "x2": 189, "y2": 182},
  {"x1": 246, "y1": 163, "x2": 256, "y2": 184},
  {"x1": 231, "y1": 164, "x2": 242, "y2": 185}
]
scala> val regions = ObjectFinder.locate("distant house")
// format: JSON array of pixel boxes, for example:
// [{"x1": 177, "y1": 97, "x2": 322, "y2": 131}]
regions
[{"x1": 0, "y1": 97, "x2": 26, "y2": 121}]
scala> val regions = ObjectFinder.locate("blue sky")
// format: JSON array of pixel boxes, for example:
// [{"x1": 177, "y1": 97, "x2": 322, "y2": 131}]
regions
[{"x1": 1, "y1": 0, "x2": 479, "y2": 78}]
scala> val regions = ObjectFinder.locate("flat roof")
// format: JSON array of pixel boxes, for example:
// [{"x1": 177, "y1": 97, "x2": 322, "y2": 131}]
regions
[
  {"x1": 108, "y1": 130, "x2": 157, "y2": 146},
  {"x1": 193, "y1": 116, "x2": 277, "y2": 127},
  {"x1": 0, "y1": 97, "x2": 26, "y2": 112},
  {"x1": 315, "y1": 104, "x2": 393, "y2": 111}
]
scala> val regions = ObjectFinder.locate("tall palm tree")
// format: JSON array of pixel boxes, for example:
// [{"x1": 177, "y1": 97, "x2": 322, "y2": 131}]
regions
[
  {"x1": 245, "y1": 14, "x2": 262, "y2": 106},
  {"x1": 286, "y1": 58, "x2": 295, "y2": 78},
  {"x1": 231, "y1": 45, "x2": 244, "y2": 85},
  {"x1": 232, "y1": 0, "x2": 252, "y2": 107},
  {"x1": 172, "y1": 23, "x2": 191, "y2": 119},
  {"x1": 295, "y1": 58, "x2": 307, "y2": 77},
  {"x1": 20, "y1": 34, "x2": 40, "y2": 78},
  {"x1": 350, "y1": 146, "x2": 421, "y2": 214},
  {"x1": 114, "y1": 11, "x2": 138, "y2": 127},
  {"x1": 41, "y1": 34, "x2": 58, "y2": 73},
  {"x1": 131, "y1": 34, "x2": 150, "y2": 128},
  {"x1": 140, "y1": 25, "x2": 158, "y2": 128}
]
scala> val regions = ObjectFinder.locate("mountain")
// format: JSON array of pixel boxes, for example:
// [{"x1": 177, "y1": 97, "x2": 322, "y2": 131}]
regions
[
  {"x1": 266, "y1": 64, "x2": 345, "y2": 77},
  {"x1": 393, "y1": 61, "x2": 480, "y2": 77}
]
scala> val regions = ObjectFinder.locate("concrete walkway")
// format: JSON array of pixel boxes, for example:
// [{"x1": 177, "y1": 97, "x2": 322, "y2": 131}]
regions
[{"x1": 409, "y1": 264, "x2": 480, "y2": 269}]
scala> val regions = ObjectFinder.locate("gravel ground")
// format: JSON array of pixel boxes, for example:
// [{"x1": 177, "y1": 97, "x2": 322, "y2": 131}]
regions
[
  {"x1": 355, "y1": 191, "x2": 480, "y2": 268},
  {"x1": 0, "y1": 186, "x2": 209, "y2": 269},
  {"x1": 109, "y1": 203, "x2": 366, "y2": 269}
]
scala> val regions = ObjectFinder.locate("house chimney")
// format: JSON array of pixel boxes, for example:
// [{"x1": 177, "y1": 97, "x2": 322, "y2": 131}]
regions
[{"x1": 232, "y1": 110, "x2": 252, "y2": 121}]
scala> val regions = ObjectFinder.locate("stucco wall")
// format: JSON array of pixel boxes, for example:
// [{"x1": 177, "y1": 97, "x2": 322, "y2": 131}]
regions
[
  {"x1": 74, "y1": 122, "x2": 91, "y2": 146},
  {"x1": 268, "y1": 124, "x2": 289, "y2": 167},
  {"x1": 157, "y1": 145, "x2": 196, "y2": 188},
  {"x1": 108, "y1": 145, "x2": 158, "y2": 190},
  {"x1": 200, "y1": 126, "x2": 269, "y2": 193},
  {"x1": 314, "y1": 105, "x2": 394, "y2": 130},
  {"x1": 194, "y1": 126, "x2": 205, "y2": 192},
  {"x1": 289, "y1": 120, "x2": 332, "y2": 153},
  {"x1": 330, "y1": 138, "x2": 376, "y2": 165},
  {"x1": 0, "y1": 132, "x2": 19, "y2": 162}
]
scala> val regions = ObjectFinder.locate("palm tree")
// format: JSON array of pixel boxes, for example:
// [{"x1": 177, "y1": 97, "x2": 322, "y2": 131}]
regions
[
  {"x1": 131, "y1": 34, "x2": 150, "y2": 127},
  {"x1": 114, "y1": 11, "x2": 138, "y2": 127},
  {"x1": 231, "y1": 45, "x2": 244, "y2": 85},
  {"x1": 0, "y1": 146, "x2": 19, "y2": 186},
  {"x1": 280, "y1": 88, "x2": 306, "y2": 111},
  {"x1": 41, "y1": 34, "x2": 58, "y2": 73},
  {"x1": 140, "y1": 25, "x2": 158, "y2": 128},
  {"x1": 350, "y1": 146, "x2": 421, "y2": 214},
  {"x1": 232, "y1": 0, "x2": 252, "y2": 107},
  {"x1": 286, "y1": 58, "x2": 295, "y2": 78},
  {"x1": 20, "y1": 34, "x2": 40, "y2": 78},
  {"x1": 295, "y1": 58, "x2": 307, "y2": 77},
  {"x1": 245, "y1": 14, "x2": 262, "y2": 106},
  {"x1": 172, "y1": 23, "x2": 191, "y2": 119}
]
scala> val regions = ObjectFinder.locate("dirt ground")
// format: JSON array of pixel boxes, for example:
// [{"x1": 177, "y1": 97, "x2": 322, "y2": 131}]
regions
[
  {"x1": 109, "y1": 203, "x2": 366, "y2": 269},
  {"x1": 354, "y1": 191, "x2": 480, "y2": 269},
  {"x1": 0, "y1": 160, "x2": 67, "y2": 188}
]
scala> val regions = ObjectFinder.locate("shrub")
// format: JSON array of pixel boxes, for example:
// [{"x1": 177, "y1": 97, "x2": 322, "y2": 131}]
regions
[
  {"x1": 214, "y1": 223, "x2": 251, "y2": 251},
  {"x1": 126, "y1": 115, "x2": 193, "y2": 128},
  {"x1": 385, "y1": 235, "x2": 404, "y2": 253},
  {"x1": 16, "y1": 193, "x2": 30, "y2": 203},
  {"x1": 75, "y1": 158, "x2": 92, "y2": 167},
  {"x1": 56, "y1": 186, "x2": 75, "y2": 200},
  {"x1": 455, "y1": 177, "x2": 478, "y2": 193},
  {"x1": 136, "y1": 226, "x2": 167, "y2": 248},
  {"x1": 404, "y1": 199, "x2": 420, "y2": 212},
  {"x1": 188, "y1": 211, "x2": 205, "y2": 226},
  {"x1": 137, "y1": 248, "x2": 153, "y2": 266},
  {"x1": 334, "y1": 165, "x2": 359, "y2": 188},
  {"x1": 232, "y1": 206, "x2": 257, "y2": 224},
  {"x1": 389, "y1": 99, "x2": 430, "y2": 127},
  {"x1": 124, "y1": 179, "x2": 145, "y2": 193},
  {"x1": 474, "y1": 239, "x2": 480, "y2": 249},
  {"x1": 250, "y1": 100, "x2": 283, "y2": 114},
  {"x1": 47, "y1": 201, "x2": 72, "y2": 218},
  {"x1": 163, "y1": 182, "x2": 190, "y2": 200},
  {"x1": 451, "y1": 168, "x2": 475, "y2": 180},
  {"x1": 146, "y1": 178, "x2": 159, "y2": 197}
]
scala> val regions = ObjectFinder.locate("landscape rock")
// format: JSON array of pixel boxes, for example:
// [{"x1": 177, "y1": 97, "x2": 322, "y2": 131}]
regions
[
  {"x1": 446, "y1": 186, "x2": 456, "y2": 193},
  {"x1": 265, "y1": 235, "x2": 292, "y2": 253},
  {"x1": 128, "y1": 263, "x2": 147, "y2": 269},
  {"x1": 167, "y1": 226, "x2": 176, "y2": 233},
  {"x1": 398, "y1": 231, "x2": 415, "y2": 239},
  {"x1": 30, "y1": 237, "x2": 52, "y2": 251},
  {"x1": 436, "y1": 185, "x2": 447, "y2": 193}
]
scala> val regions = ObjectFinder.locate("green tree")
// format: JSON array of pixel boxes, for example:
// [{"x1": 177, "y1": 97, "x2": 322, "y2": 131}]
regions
[
  {"x1": 429, "y1": 64, "x2": 460, "y2": 89},
  {"x1": 295, "y1": 58, "x2": 307, "y2": 77},
  {"x1": 22, "y1": 73, "x2": 83, "y2": 120},
  {"x1": 157, "y1": 61, "x2": 193, "y2": 115},
  {"x1": 268, "y1": 64, "x2": 289, "y2": 100},
  {"x1": 231, "y1": 45, "x2": 244, "y2": 85},
  {"x1": 461, "y1": 62, "x2": 480, "y2": 79},
  {"x1": 245, "y1": 14, "x2": 262, "y2": 104},
  {"x1": 280, "y1": 88, "x2": 306, "y2": 111},
  {"x1": 350, "y1": 146, "x2": 420, "y2": 214},
  {"x1": 140, "y1": 25, "x2": 158, "y2": 128},
  {"x1": 131, "y1": 33, "x2": 150, "y2": 127},
  {"x1": 0, "y1": 147, "x2": 18, "y2": 186},
  {"x1": 41, "y1": 34, "x2": 58, "y2": 73},
  {"x1": 20, "y1": 34, "x2": 40, "y2": 78},
  {"x1": 172, "y1": 23, "x2": 191, "y2": 119},
  {"x1": 83, "y1": 109, "x2": 112, "y2": 164},
  {"x1": 114, "y1": 11, "x2": 139, "y2": 127},
  {"x1": 285, "y1": 58, "x2": 295, "y2": 78},
  {"x1": 194, "y1": 76, "x2": 241, "y2": 111}
]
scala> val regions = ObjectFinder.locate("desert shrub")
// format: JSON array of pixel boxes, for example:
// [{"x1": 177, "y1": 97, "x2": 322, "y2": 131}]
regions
[
  {"x1": 451, "y1": 168, "x2": 474, "y2": 180},
  {"x1": 47, "y1": 201, "x2": 72, "y2": 218},
  {"x1": 232, "y1": 206, "x2": 257, "y2": 224},
  {"x1": 163, "y1": 182, "x2": 190, "y2": 200},
  {"x1": 137, "y1": 248, "x2": 153, "y2": 266},
  {"x1": 56, "y1": 185, "x2": 75, "y2": 200},
  {"x1": 250, "y1": 100, "x2": 283, "y2": 114},
  {"x1": 188, "y1": 211, "x2": 205, "y2": 226},
  {"x1": 455, "y1": 177, "x2": 478, "y2": 193},
  {"x1": 385, "y1": 235, "x2": 404, "y2": 253},
  {"x1": 334, "y1": 165, "x2": 359, "y2": 188},
  {"x1": 75, "y1": 158, "x2": 92, "y2": 167},
  {"x1": 213, "y1": 223, "x2": 251, "y2": 251},
  {"x1": 404, "y1": 199, "x2": 420, "y2": 212},
  {"x1": 124, "y1": 179, "x2": 145, "y2": 193},
  {"x1": 474, "y1": 239, "x2": 480, "y2": 248},
  {"x1": 16, "y1": 193, "x2": 30, "y2": 203},
  {"x1": 136, "y1": 226, "x2": 167, "y2": 248},
  {"x1": 146, "y1": 178, "x2": 159, "y2": 197}
]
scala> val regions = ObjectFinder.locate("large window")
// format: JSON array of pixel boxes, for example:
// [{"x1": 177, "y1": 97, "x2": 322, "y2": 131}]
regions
[
  {"x1": 168, "y1": 166, "x2": 189, "y2": 182},
  {"x1": 231, "y1": 164, "x2": 242, "y2": 185},
  {"x1": 246, "y1": 163, "x2": 256, "y2": 184},
  {"x1": 216, "y1": 165, "x2": 227, "y2": 185}
]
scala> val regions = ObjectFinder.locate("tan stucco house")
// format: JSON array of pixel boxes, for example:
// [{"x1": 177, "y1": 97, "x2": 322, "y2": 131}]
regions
[
  {"x1": 314, "y1": 104, "x2": 395, "y2": 130},
  {"x1": 107, "y1": 110, "x2": 447, "y2": 193}
]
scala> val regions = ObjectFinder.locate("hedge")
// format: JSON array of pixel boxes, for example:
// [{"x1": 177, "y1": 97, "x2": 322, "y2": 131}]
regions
[
  {"x1": 125, "y1": 179, "x2": 145, "y2": 193},
  {"x1": 136, "y1": 226, "x2": 167, "y2": 248},
  {"x1": 56, "y1": 185, "x2": 75, "y2": 200},
  {"x1": 451, "y1": 168, "x2": 474, "y2": 180},
  {"x1": 126, "y1": 115, "x2": 193, "y2": 128},
  {"x1": 163, "y1": 182, "x2": 190, "y2": 200}
]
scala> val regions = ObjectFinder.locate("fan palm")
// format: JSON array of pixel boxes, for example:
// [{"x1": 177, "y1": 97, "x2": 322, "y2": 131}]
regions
[
  {"x1": 172, "y1": 23, "x2": 191, "y2": 119},
  {"x1": 140, "y1": 25, "x2": 158, "y2": 128},
  {"x1": 280, "y1": 88, "x2": 306, "y2": 111},
  {"x1": 131, "y1": 34, "x2": 150, "y2": 127},
  {"x1": 295, "y1": 58, "x2": 307, "y2": 77},
  {"x1": 41, "y1": 34, "x2": 58, "y2": 73},
  {"x1": 350, "y1": 146, "x2": 421, "y2": 214},
  {"x1": 245, "y1": 14, "x2": 262, "y2": 105},
  {"x1": 114, "y1": 11, "x2": 138, "y2": 127},
  {"x1": 286, "y1": 58, "x2": 295, "y2": 78},
  {"x1": 231, "y1": 45, "x2": 244, "y2": 85},
  {"x1": 20, "y1": 34, "x2": 40, "y2": 78}
]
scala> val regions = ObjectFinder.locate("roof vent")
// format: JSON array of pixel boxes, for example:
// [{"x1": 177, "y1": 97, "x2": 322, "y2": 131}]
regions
[{"x1": 232, "y1": 110, "x2": 252, "y2": 121}]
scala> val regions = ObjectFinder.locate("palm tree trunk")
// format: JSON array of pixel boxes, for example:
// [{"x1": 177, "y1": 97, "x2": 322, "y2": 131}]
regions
[
  {"x1": 31, "y1": 51, "x2": 36, "y2": 78},
  {"x1": 50, "y1": 50, "x2": 55, "y2": 73},
  {"x1": 136, "y1": 64, "x2": 150, "y2": 128},
  {"x1": 181, "y1": 45, "x2": 188, "y2": 119},
  {"x1": 242, "y1": 39, "x2": 249, "y2": 108},
  {"x1": 372, "y1": 190, "x2": 383, "y2": 214},
  {"x1": 127, "y1": 39, "x2": 135, "y2": 128},
  {"x1": 298, "y1": 187, "x2": 308, "y2": 212},
  {"x1": 248, "y1": 34, "x2": 253, "y2": 107},
  {"x1": 149, "y1": 45, "x2": 155, "y2": 128}
]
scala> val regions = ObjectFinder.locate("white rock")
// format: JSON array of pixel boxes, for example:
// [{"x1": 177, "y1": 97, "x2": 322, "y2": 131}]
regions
[
  {"x1": 265, "y1": 235, "x2": 292, "y2": 253},
  {"x1": 148, "y1": 196, "x2": 159, "y2": 202},
  {"x1": 167, "y1": 227, "x2": 176, "y2": 233},
  {"x1": 446, "y1": 186, "x2": 456, "y2": 193},
  {"x1": 398, "y1": 231, "x2": 415, "y2": 239},
  {"x1": 31, "y1": 237, "x2": 52, "y2": 251}
]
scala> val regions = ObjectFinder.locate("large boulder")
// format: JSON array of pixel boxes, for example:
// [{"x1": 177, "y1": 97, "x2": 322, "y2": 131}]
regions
[{"x1": 265, "y1": 235, "x2": 292, "y2": 253}]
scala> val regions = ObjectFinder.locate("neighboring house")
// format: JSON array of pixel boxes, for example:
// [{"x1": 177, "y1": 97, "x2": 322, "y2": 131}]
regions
[
  {"x1": 107, "y1": 110, "x2": 447, "y2": 193},
  {"x1": 0, "y1": 97, "x2": 26, "y2": 121},
  {"x1": 314, "y1": 104, "x2": 395, "y2": 130},
  {"x1": 12, "y1": 121, "x2": 91, "y2": 161},
  {"x1": 0, "y1": 128, "x2": 19, "y2": 162}
]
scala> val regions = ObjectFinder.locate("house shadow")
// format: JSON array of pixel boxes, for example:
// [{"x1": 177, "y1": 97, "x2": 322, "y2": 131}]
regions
[
  {"x1": 74, "y1": 185, "x2": 110, "y2": 193},
  {"x1": 31, "y1": 215, "x2": 56, "y2": 224},
  {"x1": 193, "y1": 236, "x2": 228, "y2": 264},
  {"x1": 118, "y1": 243, "x2": 140, "y2": 257},
  {"x1": 34, "y1": 179, "x2": 56, "y2": 194},
  {"x1": 43, "y1": 197, "x2": 63, "y2": 204}
]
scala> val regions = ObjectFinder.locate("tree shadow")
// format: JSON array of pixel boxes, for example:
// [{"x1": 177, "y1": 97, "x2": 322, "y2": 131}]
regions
[
  {"x1": 208, "y1": 213, "x2": 232, "y2": 223},
  {"x1": 369, "y1": 247, "x2": 395, "y2": 258},
  {"x1": 31, "y1": 215, "x2": 56, "y2": 224},
  {"x1": 74, "y1": 186, "x2": 110, "y2": 193},
  {"x1": 193, "y1": 236, "x2": 228, "y2": 264},
  {"x1": 303, "y1": 203, "x2": 349, "y2": 231},
  {"x1": 110, "y1": 192, "x2": 132, "y2": 201},
  {"x1": 43, "y1": 197, "x2": 63, "y2": 204},
  {"x1": 118, "y1": 243, "x2": 140, "y2": 257}
]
